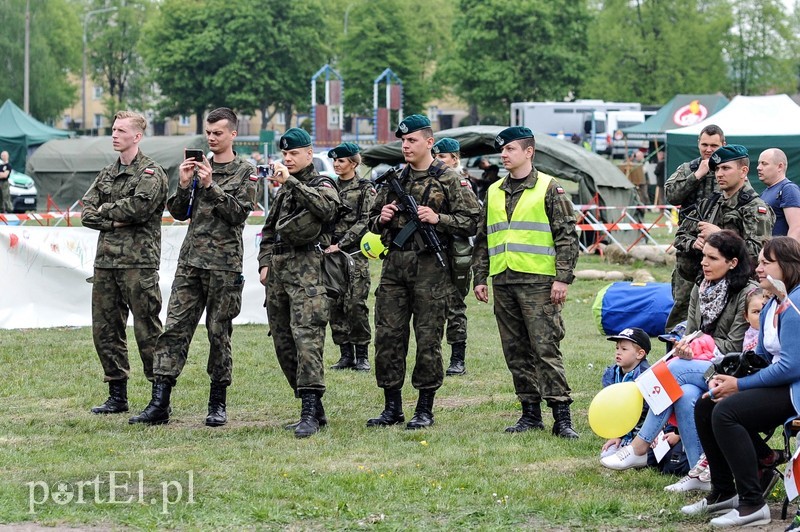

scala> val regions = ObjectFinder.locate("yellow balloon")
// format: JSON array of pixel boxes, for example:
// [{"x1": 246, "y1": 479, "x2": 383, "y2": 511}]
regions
[
  {"x1": 361, "y1": 232, "x2": 386, "y2": 260},
  {"x1": 588, "y1": 382, "x2": 644, "y2": 439}
]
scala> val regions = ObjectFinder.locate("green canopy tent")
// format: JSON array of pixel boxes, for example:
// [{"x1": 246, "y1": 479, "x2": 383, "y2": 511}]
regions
[
  {"x1": 361, "y1": 125, "x2": 636, "y2": 209},
  {"x1": 27, "y1": 135, "x2": 208, "y2": 209},
  {"x1": 666, "y1": 95, "x2": 800, "y2": 193},
  {"x1": 0, "y1": 99, "x2": 72, "y2": 172},
  {"x1": 622, "y1": 94, "x2": 729, "y2": 142}
]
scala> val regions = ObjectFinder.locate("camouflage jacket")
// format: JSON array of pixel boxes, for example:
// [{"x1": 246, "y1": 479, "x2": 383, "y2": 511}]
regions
[
  {"x1": 333, "y1": 177, "x2": 376, "y2": 251},
  {"x1": 258, "y1": 163, "x2": 341, "y2": 269},
  {"x1": 167, "y1": 154, "x2": 257, "y2": 272},
  {"x1": 673, "y1": 183, "x2": 775, "y2": 264},
  {"x1": 81, "y1": 150, "x2": 168, "y2": 268},
  {"x1": 472, "y1": 168, "x2": 579, "y2": 287},
  {"x1": 664, "y1": 158, "x2": 719, "y2": 209},
  {"x1": 368, "y1": 160, "x2": 480, "y2": 249}
]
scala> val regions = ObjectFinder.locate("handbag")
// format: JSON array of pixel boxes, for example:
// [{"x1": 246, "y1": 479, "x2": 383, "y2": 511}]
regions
[{"x1": 713, "y1": 350, "x2": 770, "y2": 378}]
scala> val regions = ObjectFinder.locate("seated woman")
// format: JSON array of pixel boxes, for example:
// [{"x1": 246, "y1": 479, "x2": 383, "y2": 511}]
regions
[
  {"x1": 601, "y1": 230, "x2": 756, "y2": 476},
  {"x1": 683, "y1": 236, "x2": 800, "y2": 527}
]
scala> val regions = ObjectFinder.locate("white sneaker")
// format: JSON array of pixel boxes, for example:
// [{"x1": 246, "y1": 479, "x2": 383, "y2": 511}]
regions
[
  {"x1": 664, "y1": 474, "x2": 712, "y2": 492},
  {"x1": 709, "y1": 504, "x2": 770, "y2": 527},
  {"x1": 600, "y1": 445, "x2": 648, "y2": 470},
  {"x1": 681, "y1": 494, "x2": 738, "y2": 516}
]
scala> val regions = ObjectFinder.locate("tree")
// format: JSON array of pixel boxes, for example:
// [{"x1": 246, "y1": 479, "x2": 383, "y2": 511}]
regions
[
  {"x1": 583, "y1": 0, "x2": 731, "y2": 104},
  {"x1": 0, "y1": 0, "x2": 81, "y2": 122},
  {"x1": 336, "y1": 0, "x2": 454, "y2": 116},
  {"x1": 141, "y1": 0, "x2": 333, "y2": 132},
  {"x1": 442, "y1": 0, "x2": 590, "y2": 121},
  {"x1": 723, "y1": 0, "x2": 797, "y2": 95},
  {"x1": 84, "y1": 0, "x2": 156, "y2": 120}
]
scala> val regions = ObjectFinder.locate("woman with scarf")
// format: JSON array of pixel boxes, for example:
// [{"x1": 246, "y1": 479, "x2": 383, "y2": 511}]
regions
[
  {"x1": 601, "y1": 230, "x2": 756, "y2": 484},
  {"x1": 683, "y1": 236, "x2": 800, "y2": 527}
]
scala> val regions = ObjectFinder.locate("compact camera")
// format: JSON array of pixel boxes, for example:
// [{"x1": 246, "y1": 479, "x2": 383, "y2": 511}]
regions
[
  {"x1": 257, "y1": 164, "x2": 274, "y2": 178},
  {"x1": 184, "y1": 148, "x2": 204, "y2": 162}
]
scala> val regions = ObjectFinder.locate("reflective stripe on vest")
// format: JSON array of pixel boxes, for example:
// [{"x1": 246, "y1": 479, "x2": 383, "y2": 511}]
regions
[{"x1": 486, "y1": 173, "x2": 556, "y2": 276}]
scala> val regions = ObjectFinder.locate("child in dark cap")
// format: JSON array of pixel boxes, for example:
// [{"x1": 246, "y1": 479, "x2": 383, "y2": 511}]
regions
[{"x1": 600, "y1": 327, "x2": 651, "y2": 458}]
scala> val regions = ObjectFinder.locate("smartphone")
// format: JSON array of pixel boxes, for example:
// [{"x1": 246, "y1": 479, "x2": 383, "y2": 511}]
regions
[
  {"x1": 185, "y1": 148, "x2": 204, "y2": 162},
  {"x1": 256, "y1": 164, "x2": 274, "y2": 178}
]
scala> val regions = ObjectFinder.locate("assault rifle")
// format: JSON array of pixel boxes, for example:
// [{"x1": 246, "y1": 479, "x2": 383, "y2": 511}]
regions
[{"x1": 376, "y1": 168, "x2": 447, "y2": 268}]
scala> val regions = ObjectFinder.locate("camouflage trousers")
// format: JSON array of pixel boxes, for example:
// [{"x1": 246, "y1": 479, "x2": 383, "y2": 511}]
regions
[
  {"x1": 493, "y1": 283, "x2": 572, "y2": 405},
  {"x1": 90, "y1": 267, "x2": 162, "y2": 382},
  {"x1": 0, "y1": 179, "x2": 11, "y2": 212},
  {"x1": 266, "y1": 249, "x2": 329, "y2": 395},
  {"x1": 153, "y1": 266, "x2": 244, "y2": 387},
  {"x1": 445, "y1": 285, "x2": 467, "y2": 345},
  {"x1": 329, "y1": 254, "x2": 371, "y2": 346},
  {"x1": 666, "y1": 268, "x2": 693, "y2": 331},
  {"x1": 374, "y1": 250, "x2": 450, "y2": 391}
]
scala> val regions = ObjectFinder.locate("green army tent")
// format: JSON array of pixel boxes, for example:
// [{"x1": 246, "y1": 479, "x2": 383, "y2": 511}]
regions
[
  {"x1": 622, "y1": 94, "x2": 729, "y2": 141},
  {"x1": 361, "y1": 125, "x2": 636, "y2": 209},
  {"x1": 0, "y1": 99, "x2": 72, "y2": 172},
  {"x1": 666, "y1": 95, "x2": 800, "y2": 193},
  {"x1": 27, "y1": 135, "x2": 208, "y2": 209}
]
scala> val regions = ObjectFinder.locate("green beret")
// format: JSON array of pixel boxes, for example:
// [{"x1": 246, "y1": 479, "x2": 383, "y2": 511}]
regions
[
  {"x1": 280, "y1": 128, "x2": 312, "y2": 150},
  {"x1": 494, "y1": 127, "x2": 534, "y2": 150},
  {"x1": 432, "y1": 137, "x2": 460, "y2": 155},
  {"x1": 328, "y1": 142, "x2": 360, "y2": 159},
  {"x1": 395, "y1": 114, "x2": 431, "y2": 138},
  {"x1": 709, "y1": 144, "x2": 749, "y2": 170}
]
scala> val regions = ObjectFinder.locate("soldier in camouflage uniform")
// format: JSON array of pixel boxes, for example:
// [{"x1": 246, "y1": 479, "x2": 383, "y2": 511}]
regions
[
  {"x1": 673, "y1": 144, "x2": 774, "y2": 278},
  {"x1": 82, "y1": 111, "x2": 168, "y2": 415},
  {"x1": 258, "y1": 128, "x2": 341, "y2": 439},
  {"x1": 130, "y1": 107, "x2": 257, "y2": 427},
  {"x1": 664, "y1": 125, "x2": 725, "y2": 330},
  {"x1": 432, "y1": 137, "x2": 477, "y2": 376},
  {"x1": 366, "y1": 115, "x2": 480, "y2": 430},
  {"x1": 325, "y1": 142, "x2": 376, "y2": 373},
  {"x1": 473, "y1": 127, "x2": 580, "y2": 438}
]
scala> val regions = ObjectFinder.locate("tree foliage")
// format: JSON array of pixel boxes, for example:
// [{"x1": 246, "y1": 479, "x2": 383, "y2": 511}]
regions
[
  {"x1": 583, "y1": 0, "x2": 732, "y2": 104},
  {"x1": 335, "y1": 0, "x2": 454, "y2": 116},
  {"x1": 141, "y1": 0, "x2": 332, "y2": 132},
  {"x1": 723, "y1": 0, "x2": 798, "y2": 95},
  {"x1": 443, "y1": 0, "x2": 590, "y2": 121},
  {"x1": 0, "y1": 0, "x2": 80, "y2": 122},
  {"x1": 84, "y1": 0, "x2": 155, "y2": 119}
]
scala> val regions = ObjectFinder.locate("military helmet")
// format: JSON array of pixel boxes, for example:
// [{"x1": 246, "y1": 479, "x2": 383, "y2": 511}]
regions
[{"x1": 276, "y1": 208, "x2": 322, "y2": 246}]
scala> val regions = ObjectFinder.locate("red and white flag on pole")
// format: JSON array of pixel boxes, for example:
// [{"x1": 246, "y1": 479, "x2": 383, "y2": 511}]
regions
[
  {"x1": 635, "y1": 360, "x2": 683, "y2": 415},
  {"x1": 785, "y1": 445, "x2": 800, "y2": 501}
]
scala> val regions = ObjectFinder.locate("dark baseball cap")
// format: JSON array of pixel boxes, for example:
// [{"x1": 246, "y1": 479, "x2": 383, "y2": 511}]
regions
[{"x1": 607, "y1": 327, "x2": 651, "y2": 354}]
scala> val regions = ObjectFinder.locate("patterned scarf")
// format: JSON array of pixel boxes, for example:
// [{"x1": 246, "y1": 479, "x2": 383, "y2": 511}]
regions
[{"x1": 698, "y1": 278, "x2": 729, "y2": 333}]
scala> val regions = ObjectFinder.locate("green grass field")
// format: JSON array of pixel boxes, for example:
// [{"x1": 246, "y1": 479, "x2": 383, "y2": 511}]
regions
[{"x1": 0, "y1": 243, "x2": 791, "y2": 530}]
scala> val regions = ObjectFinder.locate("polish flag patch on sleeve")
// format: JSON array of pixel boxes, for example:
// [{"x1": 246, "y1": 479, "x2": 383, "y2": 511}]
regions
[
  {"x1": 249, "y1": 174, "x2": 259, "y2": 181},
  {"x1": 460, "y1": 179, "x2": 469, "y2": 187},
  {"x1": 758, "y1": 206, "x2": 768, "y2": 214},
  {"x1": 556, "y1": 187, "x2": 565, "y2": 194},
  {"x1": 144, "y1": 168, "x2": 155, "y2": 175},
  {"x1": 319, "y1": 181, "x2": 334, "y2": 188}
]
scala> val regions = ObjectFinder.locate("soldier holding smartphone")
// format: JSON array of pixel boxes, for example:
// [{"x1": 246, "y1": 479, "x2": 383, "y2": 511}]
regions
[{"x1": 130, "y1": 107, "x2": 258, "y2": 427}]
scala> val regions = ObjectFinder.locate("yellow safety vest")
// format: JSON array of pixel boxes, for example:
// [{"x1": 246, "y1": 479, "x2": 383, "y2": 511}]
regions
[{"x1": 486, "y1": 173, "x2": 556, "y2": 277}]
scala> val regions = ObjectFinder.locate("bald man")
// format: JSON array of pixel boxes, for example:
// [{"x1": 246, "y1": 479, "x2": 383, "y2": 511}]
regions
[{"x1": 758, "y1": 148, "x2": 800, "y2": 240}]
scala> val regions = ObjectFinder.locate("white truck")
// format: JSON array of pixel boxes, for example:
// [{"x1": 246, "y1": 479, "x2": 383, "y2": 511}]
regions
[{"x1": 509, "y1": 100, "x2": 642, "y2": 155}]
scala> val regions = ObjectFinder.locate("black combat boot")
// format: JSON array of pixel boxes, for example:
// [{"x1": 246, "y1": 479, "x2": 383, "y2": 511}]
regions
[
  {"x1": 205, "y1": 383, "x2": 227, "y2": 427},
  {"x1": 551, "y1": 402, "x2": 579, "y2": 439},
  {"x1": 330, "y1": 343, "x2": 356, "y2": 370},
  {"x1": 284, "y1": 396, "x2": 328, "y2": 430},
  {"x1": 366, "y1": 389, "x2": 405, "y2": 427},
  {"x1": 91, "y1": 379, "x2": 129, "y2": 414},
  {"x1": 445, "y1": 342, "x2": 467, "y2": 376},
  {"x1": 294, "y1": 392, "x2": 321, "y2": 439},
  {"x1": 128, "y1": 382, "x2": 171, "y2": 425},
  {"x1": 504, "y1": 402, "x2": 545, "y2": 433},
  {"x1": 353, "y1": 344, "x2": 370, "y2": 372},
  {"x1": 406, "y1": 389, "x2": 436, "y2": 430}
]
